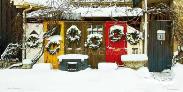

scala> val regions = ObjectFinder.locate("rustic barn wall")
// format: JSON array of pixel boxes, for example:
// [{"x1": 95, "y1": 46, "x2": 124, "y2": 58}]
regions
[
  {"x1": 64, "y1": 21, "x2": 87, "y2": 54},
  {"x1": 148, "y1": 20, "x2": 173, "y2": 72},
  {"x1": 85, "y1": 21, "x2": 106, "y2": 68},
  {"x1": 0, "y1": 0, "x2": 23, "y2": 60},
  {"x1": 0, "y1": 0, "x2": 2, "y2": 50},
  {"x1": 43, "y1": 21, "x2": 65, "y2": 69},
  {"x1": 0, "y1": 0, "x2": 9, "y2": 56}
]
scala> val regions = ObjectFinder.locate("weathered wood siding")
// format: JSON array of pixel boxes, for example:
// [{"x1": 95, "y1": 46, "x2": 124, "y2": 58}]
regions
[
  {"x1": 43, "y1": 21, "x2": 65, "y2": 69},
  {"x1": 64, "y1": 21, "x2": 87, "y2": 54},
  {"x1": 148, "y1": 20, "x2": 173, "y2": 72},
  {"x1": 0, "y1": 0, "x2": 23, "y2": 60},
  {"x1": 86, "y1": 21, "x2": 106, "y2": 68}
]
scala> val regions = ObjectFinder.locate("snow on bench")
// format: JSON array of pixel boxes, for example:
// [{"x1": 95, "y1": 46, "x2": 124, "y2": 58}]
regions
[
  {"x1": 121, "y1": 54, "x2": 148, "y2": 62},
  {"x1": 121, "y1": 54, "x2": 148, "y2": 69},
  {"x1": 98, "y1": 63, "x2": 118, "y2": 71},
  {"x1": 57, "y1": 54, "x2": 88, "y2": 62}
]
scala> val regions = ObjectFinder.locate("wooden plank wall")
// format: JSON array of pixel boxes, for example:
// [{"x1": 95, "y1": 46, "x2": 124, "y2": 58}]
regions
[
  {"x1": 64, "y1": 21, "x2": 106, "y2": 68},
  {"x1": 44, "y1": 21, "x2": 65, "y2": 69},
  {"x1": 148, "y1": 20, "x2": 173, "y2": 72},
  {"x1": 0, "y1": 0, "x2": 2, "y2": 52},
  {"x1": 86, "y1": 21, "x2": 106, "y2": 68},
  {"x1": 0, "y1": 0, "x2": 23, "y2": 60},
  {"x1": 0, "y1": 0, "x2": 9, "y2": 55},
  {"x1": 64, "y1": 21, "x2": 87, "y2": 54}
]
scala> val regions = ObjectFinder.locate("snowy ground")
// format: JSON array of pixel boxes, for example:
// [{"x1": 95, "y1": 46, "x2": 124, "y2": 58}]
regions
[{"x1": 0, "y1": 64, "x2": 183, "y2": 92}]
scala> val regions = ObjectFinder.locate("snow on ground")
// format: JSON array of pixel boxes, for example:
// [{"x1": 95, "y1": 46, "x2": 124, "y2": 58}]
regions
[{"x1": 0, "y1": 63, "x2": 183, "y2": 92}]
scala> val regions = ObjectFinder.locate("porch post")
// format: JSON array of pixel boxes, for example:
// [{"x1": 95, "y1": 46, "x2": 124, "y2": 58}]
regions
[
  {"x1": 144, "y1": 0, "x2": 148, "y2": 54},
  {"x1": 22, "y1": 6, "x2": 32, "y2": 60}
]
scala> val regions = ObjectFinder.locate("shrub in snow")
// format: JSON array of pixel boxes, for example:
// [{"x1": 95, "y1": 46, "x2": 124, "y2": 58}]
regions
[
  {"x1": 32, "y1": 63, "x2": 53, "y2": 70},
  {"x1": 1, "y1": 43, "x2": 20, "y2": 61},
  {"x1": 98, "y1": 62, "x2": 118, "y2": 71}
]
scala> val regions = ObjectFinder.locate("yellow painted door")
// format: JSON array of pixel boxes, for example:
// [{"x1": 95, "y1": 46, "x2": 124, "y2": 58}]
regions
[{"x1": 43, "y1": 21, "x2": 64, "y2": 69}]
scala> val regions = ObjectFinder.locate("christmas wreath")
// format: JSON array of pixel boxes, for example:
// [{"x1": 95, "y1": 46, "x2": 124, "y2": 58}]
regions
[
  {"x1": 45, "y1": 35, "x2": 61, "y2": 55},
  {"x1": 66, "y1": 25, "x2": 81, "y2": 42},
  {"x1": 26, "y1": 34, "x2": 40, "y2": 48},
  {"x1": 109, "y1": 25, "x2": 124, "y2": 42},
  {"x1": 85, "y1": 34, "x2": 103, "y2": 49},
  {"x1": 126, "y1": 31, "x2": 142, "y2": 45}
]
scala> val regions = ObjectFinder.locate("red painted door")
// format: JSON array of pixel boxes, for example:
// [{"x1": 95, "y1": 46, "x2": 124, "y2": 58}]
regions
[{"x1": 105, "y1": 21, "x2": 127, "y2": 65}]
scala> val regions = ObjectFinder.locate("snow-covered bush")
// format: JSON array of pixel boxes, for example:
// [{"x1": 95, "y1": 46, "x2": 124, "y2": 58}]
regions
[{"x1": 1, "y1": 43, "x2": 20, "y2": 61}]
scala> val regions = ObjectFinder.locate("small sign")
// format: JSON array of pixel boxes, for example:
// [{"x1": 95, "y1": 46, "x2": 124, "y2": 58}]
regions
[{"x1": 157, "y1": 30, "x2": 165, "y2": 40}]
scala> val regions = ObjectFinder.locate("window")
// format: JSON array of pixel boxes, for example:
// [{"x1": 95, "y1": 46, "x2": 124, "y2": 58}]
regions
[
  {"x1": 132, "y1": 48, "x2": 138, "y2": 54},
  {"x1": 47, "y1": 23, "x2": 61, "y2": 35},
  {"x1": 87, "y1": 24, "x2": 103, "y2": 35}
]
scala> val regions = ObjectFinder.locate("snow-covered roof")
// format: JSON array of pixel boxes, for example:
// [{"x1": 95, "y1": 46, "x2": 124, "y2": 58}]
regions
[
  {"x1": 73, "y1": 7, "x2": 143, "y2": 17},
  {"x1": 27, "y1": 6, "x2": 143, "y2": 19},
  {"x1": 72, "y1": 0, "x2": 132, "y2": 2},
  {"x1": 12, "y1": 0, "x2": 66, "y2": 8}
]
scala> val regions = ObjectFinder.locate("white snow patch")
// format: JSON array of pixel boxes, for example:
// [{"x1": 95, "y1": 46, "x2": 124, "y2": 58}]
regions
[
  {"x1": 98, "y1": 63, "x2": 118, "y2": 71},
  {"x1": 121, "y1": 54, "x2": 148, "y2": 61},
  {"x1": 58, "y1": 54, "x2": 88, "y2": 62},
  {"x1": 47, "y1": 35, "x2": 62, "y2": 42},
  {"x1": 67, "y1": 62, "x2": 78, "y2": 64},
  {"x1": 1, "y1": 63, "x2": 183, "y2": 92},
  {"x1": 127, "y1": 25, "x2": 139, "y2": 33},
  {"x1": 22, "y1": 59, "x2": 32, "y2": 64},
  {"x1": 157, "y1": 30, "x2": 166, "y2": 33},
  {"x1": 110, "y1": 25, "x2": 124, "y2": 32},
  {"x1": 174, "y1": 51, "x2": 179, "y2": 56},
  {"x1": 32, "y1": 63, "x2": 53, "y2": 70}
]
